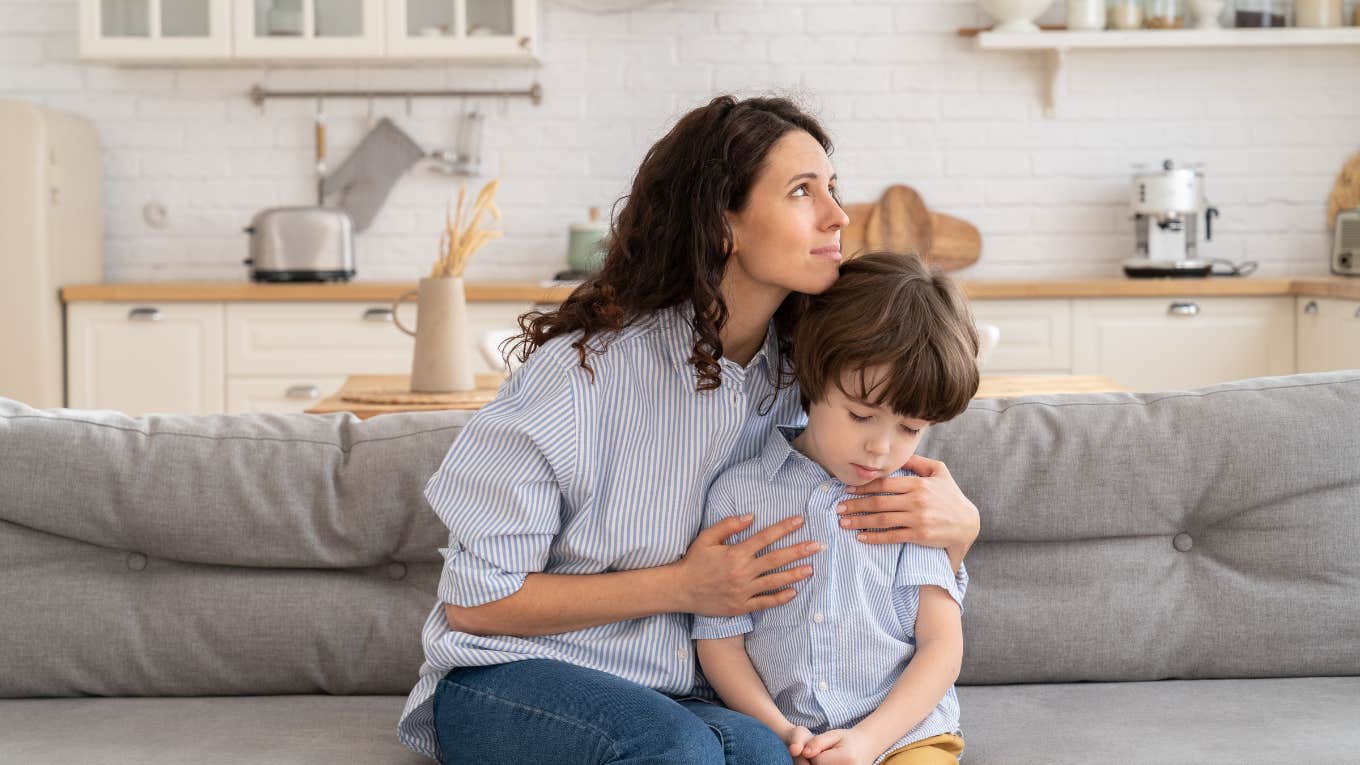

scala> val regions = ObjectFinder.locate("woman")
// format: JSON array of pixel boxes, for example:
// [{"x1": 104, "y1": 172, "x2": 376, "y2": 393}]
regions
[{"x1": 398, "y1": 95, "x2": 980, "y2": 764}]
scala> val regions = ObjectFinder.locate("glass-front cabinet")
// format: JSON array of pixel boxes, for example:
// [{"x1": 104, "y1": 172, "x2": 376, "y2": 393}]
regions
[
  {"x1": 386, "y1": 0, "x2": 536, "y2": 60},
  {"x1": 233, "y1": 0, "x2": 386, "y2": 59},
  {"x1": 79, "y1": 0, "x2": 231, "y2": 60}
]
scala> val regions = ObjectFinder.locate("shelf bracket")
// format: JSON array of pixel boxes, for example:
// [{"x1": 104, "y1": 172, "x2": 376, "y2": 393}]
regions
[{"x1": 1043, "y1": 48, "x2": 1066, "y2": 118}]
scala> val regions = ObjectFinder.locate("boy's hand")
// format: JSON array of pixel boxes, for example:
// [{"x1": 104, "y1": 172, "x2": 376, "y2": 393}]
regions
[
  {"x1": 796, "y1": 727, "x2": 876, "y2": 765},
  {"x1": 781, "y1": 723, "x2": 815, "y2": 765}
]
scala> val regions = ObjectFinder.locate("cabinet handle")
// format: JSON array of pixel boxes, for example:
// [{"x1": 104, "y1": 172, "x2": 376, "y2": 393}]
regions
[
  {"x1": 363, "y1": 307, "x2": 394, "y2": 322},
  {"x1": 1303, "y1": 300, "x2": 1319, "y2": 315},
  {"x1": 285, "y1": 385, "x2": 322, "y2": 400},
  {"x1": 127, "y1": 307, "x2": 163, "y2": 322},
  {"x1": 1167, "y1": 301, "x2": 1200, "y2": 317},
  {"x1": 1354, "y1": 306, "x2": 1360, "y2": 320}
]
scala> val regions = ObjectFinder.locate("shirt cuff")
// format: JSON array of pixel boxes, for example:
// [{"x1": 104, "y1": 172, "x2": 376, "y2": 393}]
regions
[
  {"x1": 437, "y1": 546, "x2": 531, "y2": 607},
  {"x1": 692, "y1": 614, "x2": 754, "y2": 641}
]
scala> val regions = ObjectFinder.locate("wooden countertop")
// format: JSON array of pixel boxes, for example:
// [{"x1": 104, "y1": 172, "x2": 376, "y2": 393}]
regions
[{"x1": 60, "y1": 277, "x2": 1360, "y2": 303}]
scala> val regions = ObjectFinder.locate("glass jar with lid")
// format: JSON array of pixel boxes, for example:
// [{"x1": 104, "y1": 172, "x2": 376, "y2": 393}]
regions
[
  {"x1": 1294, "y1": 0, "x2": 1341, "y2": 26},
  {"x1": 1146, "y1": 0, "x2": 1187, "y2": 26},
  {"x1": 1109, "y1": 0, "x2": 1145, "y2": 28},
  {"x1": 1234, "y1": 0, "x2": 1291, "y2": 25}
]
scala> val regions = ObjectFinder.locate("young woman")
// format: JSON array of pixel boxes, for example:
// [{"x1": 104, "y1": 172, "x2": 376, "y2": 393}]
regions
[{"x1": 398, "y1": 95, "x2": 981, "y2": 765}]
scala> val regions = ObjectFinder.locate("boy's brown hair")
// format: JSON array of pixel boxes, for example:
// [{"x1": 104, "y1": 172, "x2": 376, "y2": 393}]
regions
[{"x1": 793, "y1": 251, "x2": 981, "y2": 423}]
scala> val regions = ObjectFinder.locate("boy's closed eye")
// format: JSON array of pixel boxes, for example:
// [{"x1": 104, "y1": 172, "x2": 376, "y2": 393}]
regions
[{"x1": 846, "y1": 408, "x2": 922, "y2": 436}]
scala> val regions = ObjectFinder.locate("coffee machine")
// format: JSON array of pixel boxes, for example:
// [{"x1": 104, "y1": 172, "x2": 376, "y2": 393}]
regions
[{"x1": 1123, "y1": 159, "x2": 1221, "y2": 278}]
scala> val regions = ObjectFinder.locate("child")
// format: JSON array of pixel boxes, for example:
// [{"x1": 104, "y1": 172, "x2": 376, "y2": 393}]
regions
[{"x1": 693, "y1": 251, "x2": 981, "y2": 765}]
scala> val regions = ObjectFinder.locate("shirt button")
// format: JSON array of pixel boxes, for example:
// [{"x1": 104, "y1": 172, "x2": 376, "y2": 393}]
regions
[
  {"x1": 675, "y1": 648, "x2": 687, "y2": 659},
  {"x1": 813, "y1": 612, "x2": 824, "y2": 623},
  {"x1": 817, "y1": 680, "x2": 829, "y2": 691},
  {"x1": 819, "y1": 482, "x2": 830, "y2": 492}
]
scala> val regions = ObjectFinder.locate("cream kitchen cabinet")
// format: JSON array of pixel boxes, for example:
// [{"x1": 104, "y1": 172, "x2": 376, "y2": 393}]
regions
[
  {"x1": 79, "y1": 0, "x2": 536, "y2": 63},
  {"x1": 79, "y1": 0, "x2": 232, "y2": 61},
  {"x1": 66, "y1": 303, "x2": 226, "y2": 416},
  {"x1": 65, "y1": 299, "x2": 535, "y2": 416},
  {"x1": 1296, "y1": 297, "x2": 1360, "y2": 373},
  {"x1": 968, "y1": 299, "x2": 1072, "y2": 374},
  {"x1": 1072, "y1": 297, "x2": 1295, "y2": 392}
]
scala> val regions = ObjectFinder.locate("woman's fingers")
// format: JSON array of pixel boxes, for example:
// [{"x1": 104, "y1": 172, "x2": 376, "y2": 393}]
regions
[
  {"x1": 746, "y1": 588, "x2": 799, "y2": 612},
  {"x1": 695, "y1": 513, "x2": 754, "y2": 545},
  {"x1": 753, "y1": 540, "x2": 822, "y2": 575},
  {"x1": 735, "y1": 515, "x2": 805, "y2": 555},
  {"x1": 836, "y1": 510, "x2": 909, "y2": 530},
  {"x1": 753, "y1": 565, "x2": 813, "y2": 593}
]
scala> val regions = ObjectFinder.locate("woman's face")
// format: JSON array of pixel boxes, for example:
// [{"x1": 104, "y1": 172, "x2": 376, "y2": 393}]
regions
[{"x1": 725, "y1": 130, "x2": 849, "y2": 299}]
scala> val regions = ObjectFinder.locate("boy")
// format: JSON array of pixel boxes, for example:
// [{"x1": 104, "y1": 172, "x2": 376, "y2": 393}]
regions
[{"x1": 694, "y1": 252, "x2": 981, "y2": 765}]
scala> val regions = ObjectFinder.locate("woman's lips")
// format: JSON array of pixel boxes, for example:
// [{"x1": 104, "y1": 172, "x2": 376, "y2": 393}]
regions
[{"x1": 811, "y1": 245, "x2": 842, "y2": 262}]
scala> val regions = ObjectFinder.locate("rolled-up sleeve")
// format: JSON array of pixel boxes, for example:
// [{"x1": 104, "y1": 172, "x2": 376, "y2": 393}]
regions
[{"x1": 425, "y1": 360, "x2": 577, "y2": 607}]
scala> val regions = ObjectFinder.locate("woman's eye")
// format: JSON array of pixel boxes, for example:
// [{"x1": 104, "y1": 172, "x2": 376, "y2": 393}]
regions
[{"x1": 791, "y1": 184, "x2": 809, "y2": 197}]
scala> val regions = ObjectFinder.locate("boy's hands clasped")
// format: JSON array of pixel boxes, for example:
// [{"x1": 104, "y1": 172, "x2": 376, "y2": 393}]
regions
[
  {"x1": 785, "y1": 724, "x2": 877, "y2": 765},
  {"x1": 672, "y1": 514, "x2": 823, "y2": 617}
]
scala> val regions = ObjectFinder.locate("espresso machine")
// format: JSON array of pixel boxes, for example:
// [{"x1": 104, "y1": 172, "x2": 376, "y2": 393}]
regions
[{"x1": 1123, "y1": 159, "x2": 1221, "y2": 278}]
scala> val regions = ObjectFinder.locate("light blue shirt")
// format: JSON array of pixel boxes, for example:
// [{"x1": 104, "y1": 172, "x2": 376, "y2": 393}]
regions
[
  {"x1": 398, "y1": 305, "x2": 806, "y2": 759},
  {"x1": 693, "y1": 425, "x2": 967, "y2": 764}
]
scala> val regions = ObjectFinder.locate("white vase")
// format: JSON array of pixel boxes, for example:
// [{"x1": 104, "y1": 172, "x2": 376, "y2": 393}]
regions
[
  {"x1": 392, "y1": 277, "x2": 477, "y2": 393},
  {"x1": 980, "y1": 0, "x2": 1056, "y2": 32}
]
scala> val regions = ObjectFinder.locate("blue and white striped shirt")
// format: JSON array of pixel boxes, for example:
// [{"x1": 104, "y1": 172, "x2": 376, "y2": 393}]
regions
[
  {"x1": 398, "y1": 305, "x2": 806, "y2": 759},
  {"x1": 693, "y1": 425, "x2": 967, "y2": 764}
]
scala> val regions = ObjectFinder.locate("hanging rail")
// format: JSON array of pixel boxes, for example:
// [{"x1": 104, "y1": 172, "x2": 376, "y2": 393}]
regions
[{"x1": 247, "y1": 82, "x2": 542, "y2": 108}]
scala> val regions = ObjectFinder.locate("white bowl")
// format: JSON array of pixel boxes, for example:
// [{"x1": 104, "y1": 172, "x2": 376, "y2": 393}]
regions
[{"x1": 980, "y1": 0, "x2": 1055, "y2": 32}]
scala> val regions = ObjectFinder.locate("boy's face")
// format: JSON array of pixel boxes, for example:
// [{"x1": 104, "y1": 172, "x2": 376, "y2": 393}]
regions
[{"x1": 797, "y1": 365, "x2": 931, "y2": 487}]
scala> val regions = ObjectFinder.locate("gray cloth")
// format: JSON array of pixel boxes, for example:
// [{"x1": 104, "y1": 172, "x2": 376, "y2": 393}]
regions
[
  {"x1": 2, "y1": 678, "x2": 1358, "y2": 764},
  {"x1": 1, "y1": 372, "x2": 1359, "y2": 762},
  {"x1": 321, "y1": 117, "x2": 426, "y2": 232}
]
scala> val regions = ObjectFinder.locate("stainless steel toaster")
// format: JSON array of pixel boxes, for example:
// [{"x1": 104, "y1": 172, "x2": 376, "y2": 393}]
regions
[{"x1": 243, "y1": 206, "x2": 355, "y2": 283}]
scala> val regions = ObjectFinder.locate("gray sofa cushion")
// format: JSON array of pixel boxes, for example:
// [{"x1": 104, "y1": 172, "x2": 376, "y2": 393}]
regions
[
  {"x1": 2, "y1": 372, "x2": 1358, "y2": 700},
  {"x1": 2, "y1": 677, "x2": 1357, "y2": 764},
  {"x1": 920, "y1": 372, "x2": 1360, "y2": 685}
]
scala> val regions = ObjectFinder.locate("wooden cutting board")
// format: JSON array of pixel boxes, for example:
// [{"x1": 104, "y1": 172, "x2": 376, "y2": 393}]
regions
[
  {"x1": 841, "y1": 186, "x2": 981, "y2": 271},
  {"x1": 864, "y1": 184, "x2": 933, "y2": 258},
  {"x1": 1327, "y1": 151, "x2": 1360, "y2": 230}
]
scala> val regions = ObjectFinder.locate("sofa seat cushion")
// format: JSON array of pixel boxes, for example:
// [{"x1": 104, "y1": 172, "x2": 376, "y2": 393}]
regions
[
  {"x1": 0, "y1": 695, "x2": 425, "y2": 765},
  {"x1": 958, "y1": 676, "x2": 1360, "y2": 763},
  {"x1": 2, "y1": 677, "x2": 1356, "y2": 763}
]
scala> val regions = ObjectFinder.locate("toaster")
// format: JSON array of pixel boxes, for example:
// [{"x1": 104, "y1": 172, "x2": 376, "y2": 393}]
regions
[
  {"x1": 243, "y1": 207, "x2": 355, "y2": 283},
  {"x1": 1333, "y1": 209, "x2": 1360, "y2": 277}
]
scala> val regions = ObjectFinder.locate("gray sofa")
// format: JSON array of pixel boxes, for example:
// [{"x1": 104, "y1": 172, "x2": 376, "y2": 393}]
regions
[{"x1": 2, "y1": 372, "x2": 1358, "y2": 764}]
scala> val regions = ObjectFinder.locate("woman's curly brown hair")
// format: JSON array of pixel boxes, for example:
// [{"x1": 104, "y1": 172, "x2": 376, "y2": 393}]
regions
[{"x1": 506, "y1": 94, "x2": 836, "y2": 393}]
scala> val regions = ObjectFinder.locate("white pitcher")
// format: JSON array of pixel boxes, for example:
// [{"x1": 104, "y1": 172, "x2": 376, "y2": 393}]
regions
[{"x1": 392, "y1": 277, "x2": 476, "y2": 393}]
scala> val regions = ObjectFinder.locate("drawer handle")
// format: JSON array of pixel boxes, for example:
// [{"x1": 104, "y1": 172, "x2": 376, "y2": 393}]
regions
[
  {"x1": 127, "y1": 307, "x2": 163, "y2": 322},
  {"x1": 1354, "y1": 306, "x2": 1360, "y2": 320},
  {"x1": 285, "y1": 385, "x2": 322, "y2": 400},
  {"x1": 1167, "y1": 301, "x2": 1200, "y2": 317},
  {"x1": 363, "y1": 307, "x2": 394, "y2": 322},
  {"x1": 1303, "y1": 300, "x2": 1319, "y2": 315}
]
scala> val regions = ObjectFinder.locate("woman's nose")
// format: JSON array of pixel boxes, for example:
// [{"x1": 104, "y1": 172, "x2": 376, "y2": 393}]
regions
[{"x1": 826, "y1": 199, "x2": 850, "y2": 230}]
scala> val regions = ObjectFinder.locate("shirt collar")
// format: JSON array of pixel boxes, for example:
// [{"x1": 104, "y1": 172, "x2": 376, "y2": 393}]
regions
[
  {"x1": 656, "y1": 303, "x2": 781, "y2": 382},
  {"x1": 760, "y1": 424, "x2": 821, "y2": 483}
]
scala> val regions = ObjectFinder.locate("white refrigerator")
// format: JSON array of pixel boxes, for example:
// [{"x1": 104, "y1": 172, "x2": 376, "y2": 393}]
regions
[{"x1": 0, "y1": 100, "x2": 104, "y2": 408}]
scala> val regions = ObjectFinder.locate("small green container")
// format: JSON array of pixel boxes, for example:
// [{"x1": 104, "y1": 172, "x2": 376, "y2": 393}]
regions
[{"x1": 566, "y1": 207, "x2": 609, "y2": 274}]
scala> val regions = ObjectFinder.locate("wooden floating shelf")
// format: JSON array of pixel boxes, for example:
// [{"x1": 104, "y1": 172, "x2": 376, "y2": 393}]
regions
[{"x1": 959, "y1": 27, "x2": 1360, "y2": 115}]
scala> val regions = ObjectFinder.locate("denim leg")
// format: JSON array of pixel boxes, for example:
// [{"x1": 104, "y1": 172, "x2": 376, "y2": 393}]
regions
[
  {"x1": 679, "y1": 699, "x2": 794, "y2": 765},
  {"x1": 432, "y1": 659, "x2": 726, "y2": 765}
]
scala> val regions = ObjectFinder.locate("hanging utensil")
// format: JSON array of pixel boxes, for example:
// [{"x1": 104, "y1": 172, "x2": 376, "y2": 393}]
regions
[{"x1": 314, "y1": 98, "x2": 327, "y2": 205}]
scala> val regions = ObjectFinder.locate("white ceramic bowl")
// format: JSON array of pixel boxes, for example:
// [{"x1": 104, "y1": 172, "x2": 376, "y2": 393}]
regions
[{"x1": 980, "y1": 0, "x2": 1056, "y2": 32}]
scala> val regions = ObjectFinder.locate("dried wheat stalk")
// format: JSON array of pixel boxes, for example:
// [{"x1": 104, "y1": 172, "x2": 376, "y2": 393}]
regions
[{"x1": 431, "y1": 179, "x2": 503, "y2": 278}]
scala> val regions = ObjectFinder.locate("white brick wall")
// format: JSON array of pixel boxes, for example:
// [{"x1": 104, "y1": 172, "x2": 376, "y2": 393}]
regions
[{"x1": 2, "y1": 0, "x2": 1358, "y2": 283}]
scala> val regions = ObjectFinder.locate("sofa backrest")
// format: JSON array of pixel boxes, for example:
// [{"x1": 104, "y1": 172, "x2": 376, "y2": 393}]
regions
[
  {"x1": 2, "y1": 372, "x2": 1358, "y2": 697},
  {"x1": 921, "y1": 372, "x2": 1360, "y2": 685}
]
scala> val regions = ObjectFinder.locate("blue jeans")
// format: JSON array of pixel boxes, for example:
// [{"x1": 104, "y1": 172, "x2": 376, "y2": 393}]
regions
[{"x1": 432, "y1": 659, "x2": 792, "y2": 764}]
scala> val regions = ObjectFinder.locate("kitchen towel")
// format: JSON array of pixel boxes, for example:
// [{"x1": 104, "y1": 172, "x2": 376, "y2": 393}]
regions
[{"x1": 321, "y1": 117, "x2": 426, "y2": 232}]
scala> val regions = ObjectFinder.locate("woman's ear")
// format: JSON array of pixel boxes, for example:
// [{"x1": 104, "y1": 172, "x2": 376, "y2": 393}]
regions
[{"x1": 724, "y1": 211, "x2": 741, "y2": 255}]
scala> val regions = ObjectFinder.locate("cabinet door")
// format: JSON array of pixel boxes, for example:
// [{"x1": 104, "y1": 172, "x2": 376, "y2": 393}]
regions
[
  {"x1": 967, "y1": 299, "x2": 1072, "y2": 374},
  {"x1": 386, "y1": 0, "x2": 536, "y2": 61},
  {"x1": 234, "y1": 0, "x2": 384, "y2": 59},
  {"x1": 67, "y1": 303, "x2": 225, "y2": 416},
  {"x1": 225, "y1": 300, "x2": 533, "y2": 377},
  {"x1": 226, "y1": 376, "x2": 348, "y2": 414},
  {"x1": 79, "y1": 0, "x2": 231, "y2": 60},
  {"x1": 1072, "y1": 297, "x2": 1294, "y2": 392},
  {"x1": 1296, "y1": 297, "x2": 1360, "y2": 373}
]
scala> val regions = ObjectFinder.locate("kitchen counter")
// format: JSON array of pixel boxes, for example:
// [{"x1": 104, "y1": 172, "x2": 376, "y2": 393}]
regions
[{"x1": 60, "y1": 277, "x2": 1360, "y2": 303}]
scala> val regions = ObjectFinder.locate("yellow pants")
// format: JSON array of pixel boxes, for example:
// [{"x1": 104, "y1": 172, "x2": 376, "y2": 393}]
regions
[{"x1": 880, "y1": 733, "x2": 965, "y2": 765}]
